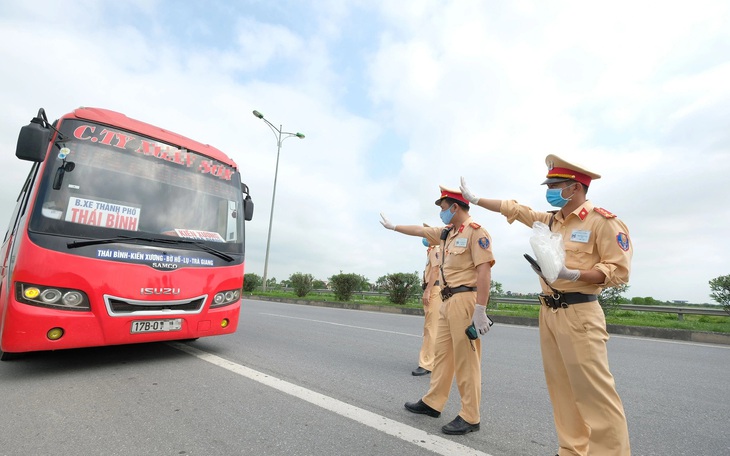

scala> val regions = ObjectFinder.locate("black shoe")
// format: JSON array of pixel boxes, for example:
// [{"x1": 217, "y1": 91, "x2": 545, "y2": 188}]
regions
[
  {"x1": 411, "y1": 367, "x2": 431, "y2": 376},
  {"x1": 404, "y1": 399, "x2": 440, "y2": 418},
  {"x1": 441, "y1": 415, "x2": 480, "y2": 435}
]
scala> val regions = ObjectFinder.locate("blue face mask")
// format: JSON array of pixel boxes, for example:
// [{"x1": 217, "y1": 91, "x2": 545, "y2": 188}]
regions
[
  {"x1": 422, "y1": 238, "x2": 429, "y2": 247},
  {"x1": 439, "y1": 205, "x2": 455, "y2": 224},
  {"x1": 546, "y1": 185, "x2": 575, "y2": 208}
]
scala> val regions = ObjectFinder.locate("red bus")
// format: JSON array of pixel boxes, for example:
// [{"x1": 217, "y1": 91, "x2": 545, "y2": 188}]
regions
[{"x1": 0, "y1": 107, "x2": 254, "y2": 360}]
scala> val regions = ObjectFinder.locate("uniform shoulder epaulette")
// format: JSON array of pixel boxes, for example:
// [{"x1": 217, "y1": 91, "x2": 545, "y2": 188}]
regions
[
  {"x1": 469, "y1": 222, "x2": 481, "y2": 229},
  {"x1": 594, "y1": 207, "x2": 616, "y2": 218}
]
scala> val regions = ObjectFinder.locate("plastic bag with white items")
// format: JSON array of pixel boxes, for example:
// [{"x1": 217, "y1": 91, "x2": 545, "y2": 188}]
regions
[{"x1": 529, "y1": 221, "x2": 565, "y2": 283}]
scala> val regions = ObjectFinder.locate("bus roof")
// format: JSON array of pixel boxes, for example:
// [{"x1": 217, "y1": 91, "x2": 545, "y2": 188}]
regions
[{"x1": 67, "y1": 107, "x2": 236, "y2": 168}]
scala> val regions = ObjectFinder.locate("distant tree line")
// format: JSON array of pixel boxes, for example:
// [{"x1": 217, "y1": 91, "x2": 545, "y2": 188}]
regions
[{"x1": 241, "y1": 271, "x2": 730, "y2": 315}]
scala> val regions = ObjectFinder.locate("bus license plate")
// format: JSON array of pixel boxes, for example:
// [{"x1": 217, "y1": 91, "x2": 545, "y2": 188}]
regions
[{"x1": 131, "y1": 319, "x2": 182, "y2": 334}]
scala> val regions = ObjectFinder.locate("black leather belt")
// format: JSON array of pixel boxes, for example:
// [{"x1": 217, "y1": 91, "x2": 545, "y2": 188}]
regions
[
  {"x1": 421, "y1": 280, "x2": 441, "y2": 290},
  {"x1": 539, "y1": 293, "x2": 597, "y2": 309},
  {"x1": 440, "y1": 285, "x2": 477, "y2": 300}
]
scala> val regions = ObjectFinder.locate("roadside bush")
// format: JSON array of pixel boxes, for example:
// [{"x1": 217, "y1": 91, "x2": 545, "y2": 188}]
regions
[
  {"x1": 377, "y1": 272, "x2": 420, "y2": 305},
  {"x1": 243, "y1": 273, "x2": 262, "y2": 292},
  {"x1": 599, "y1": 284, "x2": 629, "y2": 315},
  {"x1": 709, "y1": 274, "x2": 730, "y2": 315},
  {"x1": 289, "y1": 272, "x2": 314, "y2": 297},
  {"x1": 329, "y1": 272, "x2": 362, "y2": 301}
]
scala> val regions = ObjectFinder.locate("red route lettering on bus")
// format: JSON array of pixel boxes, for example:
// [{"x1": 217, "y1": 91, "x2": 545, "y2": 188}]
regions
[
  {"x1": 72, "y1": 124, "x2": 233, "y2": 181},
  {"x1": 73, "y1": 125, "x2": 135, "y2": 150},
  {"x1": 136, "y1": 140, "x2": 194, "y2": 167},
  {"x1": 198, "y1": 160, "x2": 233, "y2": 181},
  {"x1": 69, "y1": 208, "x2": 103, "y2": 226},
  {"x1": 105, "y1": 213, "x2": 138, "y2": 231}
]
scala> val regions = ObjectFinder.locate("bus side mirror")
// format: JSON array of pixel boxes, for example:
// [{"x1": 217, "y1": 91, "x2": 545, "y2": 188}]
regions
[
  {"x1": 16, "y1": 114, "x2": 51, "y2": 162},
  {"x1": 241, "y1": 182, "x2": 254, "y2": 221},
  {"x1": 243, "y1": 195, "x2": 254, "y2": 221}
]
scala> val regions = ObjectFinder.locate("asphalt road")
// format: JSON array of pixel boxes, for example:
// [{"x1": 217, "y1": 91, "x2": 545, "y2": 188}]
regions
[{"x1": 0, "y1": 299, "x2": 728, "y2": 456}]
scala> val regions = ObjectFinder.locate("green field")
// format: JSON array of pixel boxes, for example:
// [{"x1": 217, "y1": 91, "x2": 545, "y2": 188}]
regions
[{"x1": 247, "y1": 291, "x2": 730, "y2": 335}]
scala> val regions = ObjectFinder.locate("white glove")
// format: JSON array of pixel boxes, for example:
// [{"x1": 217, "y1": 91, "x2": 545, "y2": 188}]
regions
[
  {"x1": 459, "y1": 176, "x2": 480, "y2": 205},
  {"x1": 557, "y1": 265, "x2": 580, "y2": 282},
  {"x1": 472, "y1": 304, "x2": 493, "y2": 335},
  {"x1": 379, "y1": 212, "x2": 395, "y2": 230}
]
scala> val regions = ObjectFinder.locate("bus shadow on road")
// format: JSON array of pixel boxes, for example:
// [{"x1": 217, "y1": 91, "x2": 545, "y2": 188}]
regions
[{"x1": 0, "y1": 341, "x2": 196, "y2": 376}]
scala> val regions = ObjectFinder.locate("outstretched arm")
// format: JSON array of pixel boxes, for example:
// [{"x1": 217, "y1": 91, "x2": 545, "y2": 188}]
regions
[
  {"x1": 380, "y1": 213, "x2": 426, "y2": 237},
  {"x1": 460, "y1": 176, "x2": 503, "y2": 213}
]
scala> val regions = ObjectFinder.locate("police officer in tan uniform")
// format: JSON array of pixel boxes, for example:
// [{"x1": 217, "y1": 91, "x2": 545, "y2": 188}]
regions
[
  {"x1": 460, "y1": 155, "x2": 632, "y2": 455},
  {"x1": 380, "y1": 186, "x2": 495, "y2": 435},
  {"x1": 412, "y1": 230, "x2": 441, "y2": 376}
]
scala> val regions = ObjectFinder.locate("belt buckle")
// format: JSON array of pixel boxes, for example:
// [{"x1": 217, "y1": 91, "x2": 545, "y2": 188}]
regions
[
  {"x1": 538, "y1": 295, "x2": 549, "y2": 307},
  {"x1": 441, "y1": 286, "x2": 453, "y2": 300},
  {"x1": 555, "y1": 292, "x2": 568, "y2": 309}
]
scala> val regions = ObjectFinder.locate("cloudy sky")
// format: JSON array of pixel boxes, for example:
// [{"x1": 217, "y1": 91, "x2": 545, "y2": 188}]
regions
[{"x1": 2, "y1": 0, "x2": 729, "y2": 304}]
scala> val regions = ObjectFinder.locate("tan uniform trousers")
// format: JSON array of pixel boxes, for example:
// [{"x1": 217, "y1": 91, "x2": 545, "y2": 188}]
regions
[
  {"x1": 422, "y1": 291, "x2": 481, "y2": 424},
  {"x1": 540, "y1": 300, "x2": 631, "y2": 456},
  {"x1": 418, "y1": 286, "x2": 442, "y2": 371}
]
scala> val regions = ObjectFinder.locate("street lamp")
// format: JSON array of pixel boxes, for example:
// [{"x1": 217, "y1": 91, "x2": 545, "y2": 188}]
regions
[{"x1": 252, "y1": 110, "x2": 305, "y2": 291}]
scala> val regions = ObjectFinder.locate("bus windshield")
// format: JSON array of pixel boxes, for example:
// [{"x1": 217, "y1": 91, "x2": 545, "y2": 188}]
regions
[{"x1": 29, "y1": 119, "x2": 244, "y2": 253}]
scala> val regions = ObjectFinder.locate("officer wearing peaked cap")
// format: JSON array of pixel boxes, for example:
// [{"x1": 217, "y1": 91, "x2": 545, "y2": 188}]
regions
[
  {"x1": 380, "y1": 185, "x2": 495, "y2": 435},
  {"x1": 411, "y1": 223, "x2": 441, "y2": 377},
  {"x1": 460, "y1": 156, "x2": 632, "y2": 456}
]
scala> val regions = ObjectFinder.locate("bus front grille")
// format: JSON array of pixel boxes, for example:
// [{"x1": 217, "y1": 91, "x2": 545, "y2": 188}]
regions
[{"x1": 104, "y1": 295, "x2": 207, "y2": 316}]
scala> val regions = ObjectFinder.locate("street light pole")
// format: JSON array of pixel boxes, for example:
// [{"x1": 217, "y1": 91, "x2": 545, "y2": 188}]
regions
[{"x1": 252, "y1": 110, "x2": 305, "y2": 291}]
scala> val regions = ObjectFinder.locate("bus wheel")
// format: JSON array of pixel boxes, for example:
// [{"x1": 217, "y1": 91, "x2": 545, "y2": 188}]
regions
[{"x1": 0, "y1": 349, "x2": 22, "y2": 361}]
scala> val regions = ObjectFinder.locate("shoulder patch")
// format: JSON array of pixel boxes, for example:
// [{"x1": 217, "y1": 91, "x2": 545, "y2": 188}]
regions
[
  {"x1": 617, "y1": 232, "x2": 630, "y2": 251},
  {"x1": 594, "y1": 207, "x2": 616, "y2": 218},
  {"x1": 469, "y1": 222, "x2": 481, "y2": 229}
]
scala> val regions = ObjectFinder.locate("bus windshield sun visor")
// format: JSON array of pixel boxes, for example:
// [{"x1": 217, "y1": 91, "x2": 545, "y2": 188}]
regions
[{"x1": 67, "y1": 236, "x2": 234, "y2": 262}]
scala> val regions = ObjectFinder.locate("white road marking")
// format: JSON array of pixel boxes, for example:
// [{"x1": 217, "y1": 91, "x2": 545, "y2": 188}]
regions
[{"x1": 169, "y1": 342, "x2": 491, "y2": 456}]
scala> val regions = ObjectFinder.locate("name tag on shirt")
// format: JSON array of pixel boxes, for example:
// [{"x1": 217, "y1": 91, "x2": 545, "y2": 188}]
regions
[
  {"x1": 454, "y1": 238, "x2": 468, "y2": 248},
  {"x1": 570, "y1": 230, "x2": 591, "y2": 243}
]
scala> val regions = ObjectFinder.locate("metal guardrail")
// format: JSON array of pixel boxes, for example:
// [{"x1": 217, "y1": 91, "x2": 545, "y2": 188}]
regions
[
  {"x1": 280, "y1": 289, "x2": 728, "y2": 321},
  {"x1": 491, "y1": 297, "x2": 728, "y2": 320}
]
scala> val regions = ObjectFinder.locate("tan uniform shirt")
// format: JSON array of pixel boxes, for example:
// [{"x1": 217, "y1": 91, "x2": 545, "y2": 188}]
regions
[
  {"x1": 423, "y1": 245, "x2": 441, "y2": 285},
  {"x1": 500, "y1": 199, "x2": 632, "y2": 295},
  {"x1": 423, "y1": 217, "x2": 495, "y2": 287}
]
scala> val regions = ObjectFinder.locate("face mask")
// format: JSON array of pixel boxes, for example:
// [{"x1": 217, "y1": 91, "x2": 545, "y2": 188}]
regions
[
  {"x1": 546, "y1": 185, "x2": 574, "y2": 208},
  {"x1": 422, "y1": 238, "x2": 430, "y2": 247},
  {"x1": 439, "y1": 205, "x2": 455, "y2": 224}
]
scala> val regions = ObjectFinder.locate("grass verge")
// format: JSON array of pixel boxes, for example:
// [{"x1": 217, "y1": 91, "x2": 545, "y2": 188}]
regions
[{"x1": 247, "y1": 291, "x2": 730, "y2": 334}]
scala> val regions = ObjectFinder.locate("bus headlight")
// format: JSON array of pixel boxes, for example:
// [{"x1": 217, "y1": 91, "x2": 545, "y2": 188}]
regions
[
  {"x1": 23, "y1": 286, "x2": 41, "y2": 300},
  {"x1": 210, "y1": 289, "x2": 241, "y2": 308},
  {"x1": 62, "y1": 291, "x2": 85, "y2": 307},
  {"x1": 40, "y1": 289, "x2": 63, "y2": 303},
  {"x1": 16, "y1": 283, "x2": 90, "y2": 311}
]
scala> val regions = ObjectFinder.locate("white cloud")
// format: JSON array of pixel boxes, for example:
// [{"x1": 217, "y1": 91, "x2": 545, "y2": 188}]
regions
[{"x1": 1, "y1": 0, "x2": 729, "y2": 304}]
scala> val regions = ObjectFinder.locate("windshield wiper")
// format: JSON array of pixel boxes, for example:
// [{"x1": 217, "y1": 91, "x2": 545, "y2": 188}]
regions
[{"x1": 67, "y1": 236, "x2": 234, "y2": 262}]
